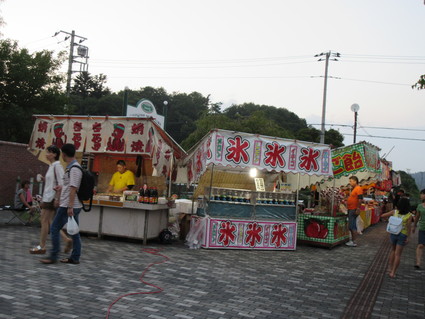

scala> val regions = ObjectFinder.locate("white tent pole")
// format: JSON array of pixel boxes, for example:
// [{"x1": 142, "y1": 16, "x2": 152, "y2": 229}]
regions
[
  {"x1": 331, "y1": 177, "x2": 336, "y2": 217},
  {"x1": 208, "y1": 163, "x2": 215, "y2": 202},
  {"x1": 296, "y1": 173, "x2": 300, "y2": 218},
  {"x1": 168, "y1": 153, "x2": 174, "y2": 198}
]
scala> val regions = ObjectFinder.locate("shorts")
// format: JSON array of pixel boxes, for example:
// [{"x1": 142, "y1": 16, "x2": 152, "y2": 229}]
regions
[
  {"x1": 390, "y1": 233, "x2": 408, "y2": 246},
  {"x1": 348, "y1": 209, "x2": 357, "y2": 231},
  {"x1": 418, "y1": 230, "x2": 425, "y2": 245}
]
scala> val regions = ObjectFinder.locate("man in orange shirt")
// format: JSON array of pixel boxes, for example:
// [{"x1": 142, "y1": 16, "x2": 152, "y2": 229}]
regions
[{"x1": 346, "y1": 176, "x2": 363, "y2": 247}]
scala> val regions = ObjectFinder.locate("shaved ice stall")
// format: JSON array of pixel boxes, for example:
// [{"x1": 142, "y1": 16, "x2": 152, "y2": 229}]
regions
[
  {"x1": 296, "y1": 142, "x2": 382, "y2": 248},
  {"x1": 183, "y1": 129, "x2": 333, "y2": 250},
  {"x1": 29, "y1": 115, "x2": 186, "y2": 243}
]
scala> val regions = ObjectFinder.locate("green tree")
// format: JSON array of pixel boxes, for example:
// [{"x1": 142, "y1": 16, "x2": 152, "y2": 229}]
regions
[
  {"x1": 71, "y1": 71, "x2": 110, "y2": 99},
  {"x1": 0, "y1": 39, "x2": 66, "y2": 142},
  {"x1": 412, "y1": 74, "x2": 425, "y2": 90},
  {"x1": 398, "y1": 170, "x2": 420, "y2": 207}
]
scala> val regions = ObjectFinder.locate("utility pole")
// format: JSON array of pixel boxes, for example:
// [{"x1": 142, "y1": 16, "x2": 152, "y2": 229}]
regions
[
  {"x1": 54, "y1": 30, "x2": 88, "y2": 96},
  {"x1": 315, "y1": 51, "x2": 340, "y2": 144}
]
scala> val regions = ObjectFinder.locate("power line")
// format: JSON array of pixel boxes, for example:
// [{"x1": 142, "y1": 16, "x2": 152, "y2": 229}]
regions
[
  {"x1": 308, "y1": 123, "x2": 425, "y2": 132},
  {"x1": 343, "y1": 133, "x2": 425, "y2": 142}
]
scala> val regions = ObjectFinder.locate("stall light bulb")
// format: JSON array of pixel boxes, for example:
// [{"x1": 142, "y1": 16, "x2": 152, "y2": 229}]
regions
[{"x1": 249, "y1": 168, "x2": 257, "y2": 178}]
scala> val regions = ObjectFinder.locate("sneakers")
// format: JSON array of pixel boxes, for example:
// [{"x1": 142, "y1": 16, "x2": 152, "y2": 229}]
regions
[{"x1": 345, "y1": 241, "x2": 357, "y2": 247}]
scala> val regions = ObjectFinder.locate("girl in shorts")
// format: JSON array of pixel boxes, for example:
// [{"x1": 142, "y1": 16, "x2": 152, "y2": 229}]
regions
[{"x1": 381, "y1": 197, "x2": 413, "y2": 278}]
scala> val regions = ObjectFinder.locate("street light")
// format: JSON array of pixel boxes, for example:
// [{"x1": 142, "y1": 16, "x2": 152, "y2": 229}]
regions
[
  {"x1": 351, "y1": 103, "x2": 360, "y2": 143},
  {"x1": 122, "y1": 86, "x2": 129, "y2": 116},
  {"x1": 163, "y1": 101, "x2": 168, "y2": 131}
]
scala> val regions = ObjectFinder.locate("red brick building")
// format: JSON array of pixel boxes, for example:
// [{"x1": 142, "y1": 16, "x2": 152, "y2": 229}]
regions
[{"x1": 0, "y1": 141, "x2": 48, "y2": 205}]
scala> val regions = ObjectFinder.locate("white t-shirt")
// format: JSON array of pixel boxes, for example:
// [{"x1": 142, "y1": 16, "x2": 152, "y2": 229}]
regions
[{"x1": 42, "y1": 161, "x2": 64, "y2": 202}]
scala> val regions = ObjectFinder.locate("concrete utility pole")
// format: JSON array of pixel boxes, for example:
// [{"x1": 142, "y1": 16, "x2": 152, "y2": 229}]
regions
[
  {"x1": 315, "y1": 51, "x2": 340, "y2": 144},
  {"x1": 55, "y1": 30, "x2": 88, "y2": 96}
]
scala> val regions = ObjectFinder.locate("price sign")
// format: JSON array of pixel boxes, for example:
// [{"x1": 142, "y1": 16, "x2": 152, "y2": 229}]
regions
[{"x1": 254, "y1": 178, "x2": 265, "y2": 191}]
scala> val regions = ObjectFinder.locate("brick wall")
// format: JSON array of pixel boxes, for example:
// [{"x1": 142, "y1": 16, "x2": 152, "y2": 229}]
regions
[{"x1": 0, "y1": 141, "x2": 48, "y2": 205}]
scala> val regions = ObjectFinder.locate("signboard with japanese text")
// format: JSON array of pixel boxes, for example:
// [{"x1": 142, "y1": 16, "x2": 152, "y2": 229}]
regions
[
  {"x1": 29, "y1": 115, "x2": 186, "y2": 177},
  {"x1": 185, "y1": 129, "x2": 333, "y2": 184},
  {"x1": 331, "y1": 142, "x2": 381, "y2": 179},
  {"x1": 203, "y1": 218, "x2": 297, "y2": 250}
]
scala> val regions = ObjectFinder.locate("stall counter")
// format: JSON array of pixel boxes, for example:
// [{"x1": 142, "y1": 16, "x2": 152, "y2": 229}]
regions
[
  {"x1": 297, "y1": 214, "x2": 349, "y2": 248},
  {"x1": 79, "y1": 199, "x2": 168, "y2": 244}
]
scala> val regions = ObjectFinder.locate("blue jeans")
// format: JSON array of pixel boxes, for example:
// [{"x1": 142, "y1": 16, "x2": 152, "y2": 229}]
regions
[{"x1": 50, "y1": 207, "x2": 81, "y2": 261}]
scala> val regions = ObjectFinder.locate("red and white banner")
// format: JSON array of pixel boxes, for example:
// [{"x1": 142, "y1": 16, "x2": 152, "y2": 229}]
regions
[{"x1": 185, "y1": 130, "x2": 333, "y2": 184}]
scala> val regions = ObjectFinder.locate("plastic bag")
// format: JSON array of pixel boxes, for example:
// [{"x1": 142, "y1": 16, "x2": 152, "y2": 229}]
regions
[
  {"x1": 356, "y1": 215, "x2": 364, "y2": 235},
  {"x1": 67, "y1": 216, "x2": 79, "y2": 235}
]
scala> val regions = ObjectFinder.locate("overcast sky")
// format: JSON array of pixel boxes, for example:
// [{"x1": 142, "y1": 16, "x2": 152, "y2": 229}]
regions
[{"x1": 1, "y1": 0, "x2": 425, "y2": 173}]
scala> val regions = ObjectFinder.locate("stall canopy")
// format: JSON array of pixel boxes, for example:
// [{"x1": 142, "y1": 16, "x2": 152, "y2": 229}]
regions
[
  {"x1": 182, "y1": 129, "x2": 333, "y2": 184},
  {"x1": 29, "y1": 115, "x2": 186, "y2": 177},
  {"x1": 286, "y1": 141, "x2": 383, "y2": 189}
]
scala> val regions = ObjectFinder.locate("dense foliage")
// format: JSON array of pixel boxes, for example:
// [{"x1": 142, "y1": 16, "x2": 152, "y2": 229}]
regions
[{"x1": 0, "y1": 39, "x2": 344, "y2": 151}]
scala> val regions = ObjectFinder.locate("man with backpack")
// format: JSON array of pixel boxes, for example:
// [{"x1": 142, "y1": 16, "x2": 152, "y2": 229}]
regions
[{"x1": 41, "y1": 144, "x2": 83, "y2": 265}]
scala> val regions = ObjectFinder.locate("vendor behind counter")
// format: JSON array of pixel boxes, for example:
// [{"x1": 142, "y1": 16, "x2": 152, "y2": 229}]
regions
[{"x1": 107, "y1": 160, "x2": 135, "y2": 193}]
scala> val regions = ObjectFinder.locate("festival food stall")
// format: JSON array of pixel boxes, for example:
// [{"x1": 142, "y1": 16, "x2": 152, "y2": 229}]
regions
[
  {"x1": 295, "y1": 141, "x2": 382, "y2": 248},
  {"x1": 182, "y1": 129, "x2": 333, "y2": 250},
  {"x1": 28, "y1": 115, "x2": 186, "y2": 244}
]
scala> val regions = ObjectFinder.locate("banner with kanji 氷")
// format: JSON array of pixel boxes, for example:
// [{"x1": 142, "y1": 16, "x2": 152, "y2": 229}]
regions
[
  {"x1": 203, "y1": 218, "x2": 297, "y2": 250},
  {"x1": 185, "y1": 129, "x2": 333, "y2": 184},
  {"x1": 331, "y1": 142, "x2": 381, "y2": 179}
]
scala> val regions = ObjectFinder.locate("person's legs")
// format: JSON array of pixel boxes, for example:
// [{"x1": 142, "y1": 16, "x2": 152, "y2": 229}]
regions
[
  {"x1": 69, "y1": 208, "x2": 81, "y2": 262},
  {"x1": 346, "y1": 209, "x2": 357, "y2": 245},
  {"x1": 415, "y1": 230, "x2": 425, "y2": 268},
  {"x1": 389, "y1": 245, "x2": 404, "y2": 278},
  {"x1": 40, "y1": 208, "x2": 55, "y2": 248},
  {"x1": 47, "y1": 207, "x2": 68, "y2": 261}
]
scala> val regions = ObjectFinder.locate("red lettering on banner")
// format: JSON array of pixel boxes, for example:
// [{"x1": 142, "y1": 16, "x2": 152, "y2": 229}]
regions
[
  {"x1": 288, "y1": 145, "x2": 298, "y2": 170},
  {"x1": 225, "y1": 135, "x2": 250, "y2": 164},
  {"x1": 131, "y1": 123, "x2": 144, "y2": 135},
  {"x1": 245, "y1": 222, "x2": 263, "y2": 247},
  {"x1": 35, "y1": 137, "x2": 46, "y2": 149},
  {"x1": 299, "y1": 148, "x2": 320, "y2": 172},
  {"x1": 131, "y1": 140, "x2": 144, "y2": 153},
  {"x1": 264, "y1": 142, "x2": 286, "y2": 168},
  {"x1": 38, "y1": 121, "x2": 48, "y2": 133},
  {"x1": 72, "y1": 133, "x2": 82, "y2": 150}
]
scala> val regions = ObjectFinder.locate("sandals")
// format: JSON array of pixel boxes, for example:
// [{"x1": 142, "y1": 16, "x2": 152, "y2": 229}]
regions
[
  {"x1": 60, "y1": 258, "x2": 80, "y2": 264},
  {"x1": 40, "y1": 258, "x2": 57, "y2": 264},
  {"x1": 29, "y1": 246, "x2": 46, "y2": 255}
]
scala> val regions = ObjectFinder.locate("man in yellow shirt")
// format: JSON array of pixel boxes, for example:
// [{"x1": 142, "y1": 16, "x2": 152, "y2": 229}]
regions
[{"x1": 107, "y1": 160, "x2": 135, "y2": 193}]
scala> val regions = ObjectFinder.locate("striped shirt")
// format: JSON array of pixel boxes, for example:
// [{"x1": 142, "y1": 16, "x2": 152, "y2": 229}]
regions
[{"x1": 60, "y1": 160, "x2": 83, "y2": 208}]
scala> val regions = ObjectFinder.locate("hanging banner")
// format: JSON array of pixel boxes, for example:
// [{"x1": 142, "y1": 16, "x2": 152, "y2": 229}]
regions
[
  {"x1": 85, "y1": 118, "x2": 109, "y2": 153},
  {"x1": 51, "y1": 119, "x2": 69, "y2": 149},
  {"x1": 203, "y1": 218, "x2": 297, "y2": 250},
  {"x1": 29, "y1": 118, "x2": 53, "y2": 151},
  {"x1": 185, "y1": 130, "x2": 333, "y2": 184},
  {"x1": 331, "y1": 142, "x2": 381, "y2": 179},
  {"x1": 65, "y1": 119, "x2": 89, "y2": 152},
  {"x1": 126, "y1": 120, "x2": 151, "y2": 155}
]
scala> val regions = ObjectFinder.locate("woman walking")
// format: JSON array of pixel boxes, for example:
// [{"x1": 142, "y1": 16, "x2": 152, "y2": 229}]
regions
[
  {"x1": 381, "y1": 197, "x2": 413, "y2": 278},
  {"x1": 29, "y1": 145, "x2": 72, "y2": 254}
]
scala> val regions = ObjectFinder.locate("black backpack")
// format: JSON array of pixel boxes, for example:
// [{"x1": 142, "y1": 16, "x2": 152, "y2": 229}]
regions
[{"x1": 70, "y1": 165, "x2": 95, "y2": 212}]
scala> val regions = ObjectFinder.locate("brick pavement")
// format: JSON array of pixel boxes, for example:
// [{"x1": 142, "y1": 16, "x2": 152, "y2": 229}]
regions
[{"x1": 0, "y1": 211, "x2": 424, "y2": 319}]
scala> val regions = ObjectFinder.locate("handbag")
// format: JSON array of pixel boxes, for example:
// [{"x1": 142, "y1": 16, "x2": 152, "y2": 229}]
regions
[{"x1": 67, "y1": 216, "x2": 80, "y2": 235}]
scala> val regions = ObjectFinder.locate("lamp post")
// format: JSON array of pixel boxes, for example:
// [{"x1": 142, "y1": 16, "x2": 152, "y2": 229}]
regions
[
  {"x1": 351, "y1": 103, "x2": 360, "y2": 143},
  {"x1": 122, "y1": 86, "x2": 129, "y2": 116},
  {"x1": 163, "y1": 101, "x2": 168, "y2": 131}
]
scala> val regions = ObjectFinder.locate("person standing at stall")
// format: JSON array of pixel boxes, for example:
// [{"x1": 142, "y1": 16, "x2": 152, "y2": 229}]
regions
[
  {"x1": 346, "y1": 176, "x2": 363, "y2": 247},
  {"x1": 413, "y1": 189, "x2": 425, "y2": 269},
  {"x1": 107, "y1": 160, "x2": 135, "y2": 193},
  {"x1": 41, "y1": 143, "x2": 82, "y2": 264}
]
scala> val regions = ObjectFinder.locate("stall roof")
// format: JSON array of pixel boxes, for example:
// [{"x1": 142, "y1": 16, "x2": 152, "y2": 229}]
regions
[
  {"x1": 182, "y1": 129, "x2": 333, "y2": 184},
  {"x1": 29, "y1": 115, "x2": 186, "y2": 158}
]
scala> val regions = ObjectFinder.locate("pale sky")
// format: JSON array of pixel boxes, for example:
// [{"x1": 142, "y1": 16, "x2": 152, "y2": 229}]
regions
[{"x1": 1, "y1": 0, "x2": 425, "y2": 173}]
